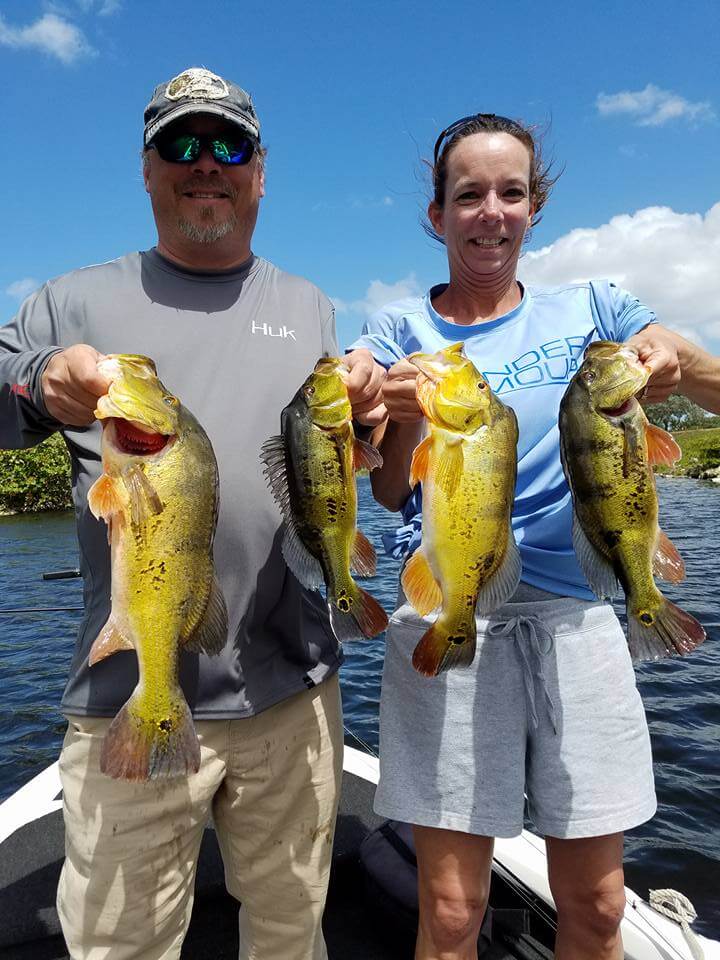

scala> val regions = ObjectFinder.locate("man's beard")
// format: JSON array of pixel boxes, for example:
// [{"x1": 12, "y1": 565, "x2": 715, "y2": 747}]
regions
[
  {"x1": 177, "y1": 211, "x2": 238, "y2": 244},
  {"x1": 175, "y1": 176, "x2": 238, "y2": 244}
]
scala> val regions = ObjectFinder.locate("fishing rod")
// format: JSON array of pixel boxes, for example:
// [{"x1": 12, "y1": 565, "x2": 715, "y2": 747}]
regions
[{"x1": 0, "y1": 569, "x2": 84, "y2": 615}]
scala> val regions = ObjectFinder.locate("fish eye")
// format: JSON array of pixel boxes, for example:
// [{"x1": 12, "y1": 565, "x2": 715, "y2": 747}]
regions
[
  {"x1": 582, "y1": 370, "x2": 596, "y2": 384},
  {"x1": 477, "y1": 381, "x2": 486, "y2": 390},
  {"x1": 306, "y1": 386, "x2": 316, "y2": 396}
]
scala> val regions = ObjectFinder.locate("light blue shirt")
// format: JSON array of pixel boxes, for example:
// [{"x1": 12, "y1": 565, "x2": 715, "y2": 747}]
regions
[{"x1": 350, "y1": 280, "x2": 656, "y2": 599}]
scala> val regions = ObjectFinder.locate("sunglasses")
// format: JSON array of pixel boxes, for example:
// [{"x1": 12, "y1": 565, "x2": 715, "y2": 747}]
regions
[
  {"x1": 152, "y1": 131, "x2": 256, "y2": 166},
  {"x1": 433, "y1": 113, "x2": 519, "y2": 165}
]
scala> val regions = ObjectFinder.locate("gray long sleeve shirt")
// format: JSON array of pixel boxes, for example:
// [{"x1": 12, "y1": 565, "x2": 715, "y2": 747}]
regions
[{"x1": 0, "y1": 249, "x2": 343, "y2": 718}]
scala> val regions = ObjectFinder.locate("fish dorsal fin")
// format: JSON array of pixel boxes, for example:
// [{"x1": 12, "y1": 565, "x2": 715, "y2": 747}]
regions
[
  {"x1": 571, "y1": 511, "x2": 619, "y2": 599},
  {"x1": 88, "y1": 615, "x2": 135, "y2": 666},
  {"x1": 401, "y1": 547, "x2": 442, "y2": 617},
  {"x1": 435, "y1": 435, "x2": 464, "y2": 499},
  {"x1": 409, "y1": 436, "x2": 432, "y2": 488},
  {"x1": 653, "y1": 529, "x2": 685, "y2": 583},
  {"x1": 645, "y1": 422, "x2": 682, "y2": 467},
  {"x1": 351, "y1": 529, "x2": 377, "y2": 577},
  {"x1": 260, "y1": 435, "x2": 325, "y2": 590},
  {"x1": 475, "y1": 533, "x2": 522, "y2": 615},
  {"x1": 122, "y1": 464, "x2": 164, "y2": 527},
  {"x1": 353, "y1": 438, "x2": 383, "y2": 472},
  {"x1": 183, "y1": 573, "x2": 229, "y2": 655}
]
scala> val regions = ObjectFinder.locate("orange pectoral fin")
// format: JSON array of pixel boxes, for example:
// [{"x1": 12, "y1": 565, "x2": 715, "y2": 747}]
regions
[
  {"x1": 645, "y1": 422, "x2": 682, "y2": 467},
  {"x1": 409, "y1": 436, "x2": 433, "y2": 488},
  {"x1": 353, "y1": 438, "x2": 383, "y2": 472},
  {"x1": 87, "y1": 474, "x2": 124, "y2": 523},
  {"x1": 351, "y1": 529, "x2": 377, "y2": 577}
]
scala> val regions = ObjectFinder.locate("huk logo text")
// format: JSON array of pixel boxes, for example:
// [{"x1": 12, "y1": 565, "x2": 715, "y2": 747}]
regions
[{"x1": 251, "y1": 321, "x2": 296, "y2": 341}]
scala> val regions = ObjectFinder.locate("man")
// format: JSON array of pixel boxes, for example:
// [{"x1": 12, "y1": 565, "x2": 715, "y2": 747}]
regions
[{"x1": 0, "y1": 67, "x2": 385, "y2": 960}]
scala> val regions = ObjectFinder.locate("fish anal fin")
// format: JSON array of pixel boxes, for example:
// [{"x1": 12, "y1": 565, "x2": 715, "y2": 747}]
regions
[
  {"x1": 353, "y1": 438, "x2": 383, "y2": 472},
  {"x1": 351, "y1": 529, "x2": 377, "y2": 577},
  {"x1": 645, "y1": 423, "x2": 682, "y2": 467},
  {"x1": 435, "y1": 437, "x2": 464, "y2": 499},
  {"x1": 475, "y1": 534, "x2": 522, "y2": 615},
  {"x1": 401, "y1": 548, "x2": 442, "y2": 617},
  {"x1": 653, "y1": 530, "x2": 685, "y2": 583},
  {"x1": 572, "y1": 511, "x2": 619, "y2": 600},
  {"x1": 183, "y1": 573, "x2": 229, "y2": 656},
  {"x1": 409, "y1": 436, "x2": 432, "y2": 488},
  {"x1": 89, "y1": 616, "x2": 134, "y2": 666}
]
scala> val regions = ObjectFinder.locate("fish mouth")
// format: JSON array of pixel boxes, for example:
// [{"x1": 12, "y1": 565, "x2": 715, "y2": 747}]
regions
[
  {"x1": 107, "y1": 418, "x2": 175, "y2": 456},
  {"x1": 598, "y1": 398, "x2": 637, "y2": 418}
]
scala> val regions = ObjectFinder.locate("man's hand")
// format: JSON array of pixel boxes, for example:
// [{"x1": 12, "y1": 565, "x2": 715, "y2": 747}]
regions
[
  {"x1": 382, "y1": 358, "x2": 424, "y2": 423},
  {"x1": 343, "y1": 349, "x2": 387, "y2": 426},
  {"x1": 628, "y1": 326, "x2": 683, "y2": 404},
  {"x1": 41, "y1": 345, "x2": 110, "y2": 426}
]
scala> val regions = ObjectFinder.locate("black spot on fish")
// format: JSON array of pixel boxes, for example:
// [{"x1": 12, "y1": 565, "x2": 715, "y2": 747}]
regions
[
  {"x1": 449, "y1": 635, "x2": 466, "y2": 646},
  {"x1": 158, "y1": 718, "x2": 173, "y2": 732},
  {"x1": 640, "y1": 612, "x2": 654, "y2": 625},
  {"x1": 602, "y1": 530, "x2": 622, "y2": 549},
  {"x1": 482, "y1": 553, "x2": 496, "y2": 571}
]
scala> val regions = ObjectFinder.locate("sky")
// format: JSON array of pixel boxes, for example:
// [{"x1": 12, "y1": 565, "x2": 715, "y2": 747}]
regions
[{"x1": 1, "y1": 0, "x2": 719, "y2": 352}]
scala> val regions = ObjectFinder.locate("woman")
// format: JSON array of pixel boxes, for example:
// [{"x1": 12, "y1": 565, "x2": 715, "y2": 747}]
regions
[{"x1": 350, "y1": 114, "x2": 720, "y2": 960}]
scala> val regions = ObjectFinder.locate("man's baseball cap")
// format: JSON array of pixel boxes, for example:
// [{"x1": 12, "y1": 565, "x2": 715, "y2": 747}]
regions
[{"x1": 143, "y1": 67, "x2": 261, "y2": 147}]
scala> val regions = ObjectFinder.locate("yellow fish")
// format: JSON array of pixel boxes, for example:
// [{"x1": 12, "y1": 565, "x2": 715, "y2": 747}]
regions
[
  {"x1": 401, "y1": 343, "x2": 520, "y2": 676},
  {"x1": 559, "y1": 340, "x2": 705, "y2": 659},
  {"x1": 261, "y1": 357, "x2": 388, "y2": 640},
  {"x1": 87, "y1": 355, "x2": 227, "y2": 781}
]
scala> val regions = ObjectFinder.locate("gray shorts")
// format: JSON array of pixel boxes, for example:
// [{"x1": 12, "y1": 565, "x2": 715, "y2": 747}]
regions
[{"x1": 375, "y1": 594, "x2": 657, "y2": 839}]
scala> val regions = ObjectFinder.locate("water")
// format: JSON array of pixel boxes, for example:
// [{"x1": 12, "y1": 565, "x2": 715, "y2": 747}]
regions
[{"x1": 1, "y1": 476, "x2": 718, "y2": 938}]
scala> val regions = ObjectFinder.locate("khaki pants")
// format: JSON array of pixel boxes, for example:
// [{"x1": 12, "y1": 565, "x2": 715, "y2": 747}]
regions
[{"x1": 57, "y1": 675, "x2": 343, "y2": 960}]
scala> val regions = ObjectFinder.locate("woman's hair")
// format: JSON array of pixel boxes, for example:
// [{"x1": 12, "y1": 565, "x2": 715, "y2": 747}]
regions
[{"x1": 424, "y1": 114, "x2": 559, "y2": 244}]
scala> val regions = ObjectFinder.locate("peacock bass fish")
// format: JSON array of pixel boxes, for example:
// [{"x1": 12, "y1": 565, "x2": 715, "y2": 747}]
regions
[
  {"x1": 559, "y1": 340, "x2": 705, "y2": 660},
  {"x1": 261, "y1": 356, "x2": 388, "y2": 641},
  {"x1": 402, "y1": 342, "x2": 521, "y2": 677},
  {"x1": 87, "y1": 354, "x2": 227, "y2": 781}
]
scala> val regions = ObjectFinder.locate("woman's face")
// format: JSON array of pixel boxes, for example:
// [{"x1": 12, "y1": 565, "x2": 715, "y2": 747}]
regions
[{"x1": 429, "y1": 132, "x2": 533, "y2": 283}]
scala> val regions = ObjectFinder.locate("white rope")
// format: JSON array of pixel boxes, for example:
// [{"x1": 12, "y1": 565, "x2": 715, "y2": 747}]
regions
[{"x1": 649, "y1": 888, "x2": 704, "y2": 960}]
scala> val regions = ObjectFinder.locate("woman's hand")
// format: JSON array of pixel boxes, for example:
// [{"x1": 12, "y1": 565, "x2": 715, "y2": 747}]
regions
[
  {"x1": 628, "y1": 326, "x2": 683, "y2": 404},
  {"x1": 383, "y1": 358, "x2": 425, "y2": 422},
  {"x1": 343, "y1": 349, "x2": 388, "y2": 426}
]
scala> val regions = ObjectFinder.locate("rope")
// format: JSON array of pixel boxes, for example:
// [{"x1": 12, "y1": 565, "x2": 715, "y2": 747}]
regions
[{"x1": 649, "y1": 889, "x2": 704, "y2": 960}]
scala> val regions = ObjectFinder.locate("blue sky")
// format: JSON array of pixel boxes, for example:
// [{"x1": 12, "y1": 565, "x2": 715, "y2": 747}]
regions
[{"x1": 1, "y1": 0, "x2": 719, "y2": 351}]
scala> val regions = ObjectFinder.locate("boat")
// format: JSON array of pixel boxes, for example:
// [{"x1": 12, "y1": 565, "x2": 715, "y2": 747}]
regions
[{"x1": 1, "y1": 730, "x2": 718, "y2": 960}]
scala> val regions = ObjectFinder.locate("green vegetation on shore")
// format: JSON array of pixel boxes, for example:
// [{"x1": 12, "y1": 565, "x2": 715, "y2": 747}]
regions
[
  {"x1": 0, "y1": 434, "x2": 72, "y2": 515},
  {"x1": 659, "y1": 427, "x2": 720, "y2": 479}
]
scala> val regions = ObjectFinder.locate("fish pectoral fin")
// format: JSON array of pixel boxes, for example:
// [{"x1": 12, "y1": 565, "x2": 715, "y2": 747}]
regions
[
  {"x1": 88, "y1": 616, "x2": 135, "y2": 666},
  {"x1": 183, "y1": 573, "x2": 229, "y2": 656},
  {"x1": 475, "y1": 533, "x2": 522, "y2": 615},
  {"x1": 401, "y1": 548, "x2": 442, "y2": 617},
  {"x1": 645, "y1": 422, "x2": 682, "y2": 467},
  {"x1": 351, "y1": 529, "x2": 377, "y2": 577},
  {"x1": 122, "y1": 464, "x2": 164, "y2": 527},
  {"x1": 281, "y1": 524, "x2": 325, "y2": 590},
  {"x1": 353, "y1": 438, "x2": 383, "y2": 472},
  {"x1": 409, "y1": 436, "x2": 432, "y2": 488},
  {"x1": 87, "y1": 474, "x2": 124, "y2": 524},
  {"x1": 571, "y1": 511, "x2": 619, "y2": 599},
  {"x1": 653, "y1": 529, "x2": 685, "y2": 583},
  {"x1": 435, "y1": 438, "x2": 464, "y2": 499}
]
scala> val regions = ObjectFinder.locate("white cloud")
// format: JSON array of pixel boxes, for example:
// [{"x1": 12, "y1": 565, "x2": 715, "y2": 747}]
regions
[
  {"x1": 333, "y1": 274, "x2": 423, "y2": 317},
  {"x1": 596, "y1": 84, "x2": 715, "y2": 127},
  {"x1": 519, "y1": 203, "x2": 720, "y2": 349},
  {"x1": 5, "y1": 278, "x2": 41, "y2": 301},
  {"x1": 0, "y1": 12, "x2": 95, "y2": 64},
  {"x1": 74, "y1": 0, "x2": 121, "y2": 14}
]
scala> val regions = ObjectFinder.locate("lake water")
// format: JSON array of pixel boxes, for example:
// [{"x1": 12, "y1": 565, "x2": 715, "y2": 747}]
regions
[{"x1": 0, "y1": 475, "x2": 718, "y2": 938}]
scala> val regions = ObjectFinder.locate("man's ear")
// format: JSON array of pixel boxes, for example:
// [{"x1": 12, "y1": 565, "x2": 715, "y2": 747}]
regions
[{"x1": 142, "y1": 151, "x2": 152, "y2": 195}]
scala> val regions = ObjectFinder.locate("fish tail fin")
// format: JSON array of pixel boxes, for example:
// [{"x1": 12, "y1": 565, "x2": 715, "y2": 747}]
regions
[
  {"x1": 412, "y1": 619, "x2": 477, "y2": 677},
  {"x1": 627, "y1": 597, "x2": 706, "y2": 661},
  {"x1": 100, "y1": 691, "x2": 200, "y2": 782},
  {"x1": 328, "y1": 583, "x2": 388, "y2": 641}
]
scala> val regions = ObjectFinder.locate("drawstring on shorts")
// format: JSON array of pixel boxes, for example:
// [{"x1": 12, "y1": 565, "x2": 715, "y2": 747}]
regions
[{"x1": 487, "y1": 615, "x2": 558, "y2": 733}]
